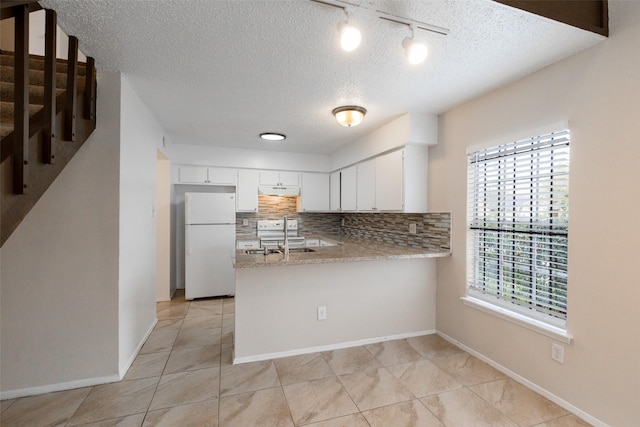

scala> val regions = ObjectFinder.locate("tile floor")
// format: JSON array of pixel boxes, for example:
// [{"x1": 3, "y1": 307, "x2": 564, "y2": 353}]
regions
[{"x1": 0, "y1": 290, "x2": 592, "y2": 426}]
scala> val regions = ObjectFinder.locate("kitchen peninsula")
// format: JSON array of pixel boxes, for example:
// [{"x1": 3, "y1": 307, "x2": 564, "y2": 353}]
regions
[{"x1": 232, "y1": 236, "x2": 449, "y2": 363}]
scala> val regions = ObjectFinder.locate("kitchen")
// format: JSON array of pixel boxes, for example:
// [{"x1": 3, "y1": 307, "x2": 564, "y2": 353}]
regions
[
  {"x1": 175, "y1": 134, "x2": 452, "y2": 361},
  {"x1": 2, "y1": 1, "x2": 637, "y2": 425}
]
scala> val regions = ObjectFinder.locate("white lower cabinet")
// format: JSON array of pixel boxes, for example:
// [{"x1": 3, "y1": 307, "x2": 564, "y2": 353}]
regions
[
  {"x1": 305, "y1": 239, "x2": 320, "y2": 247},
  {"x1": 237, "y1": 240, "x2": 260, "y2": 250}
]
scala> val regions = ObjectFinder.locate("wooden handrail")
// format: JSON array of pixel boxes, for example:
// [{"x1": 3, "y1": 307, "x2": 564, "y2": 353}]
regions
[{"x1": 0, "y1": 1, "x2": 40, "y2": 20}]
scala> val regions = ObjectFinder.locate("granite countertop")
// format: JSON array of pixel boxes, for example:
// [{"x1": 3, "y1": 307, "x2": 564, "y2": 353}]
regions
[{"x1": 233, "y1": 235, "x2": 450, "y2": 268}]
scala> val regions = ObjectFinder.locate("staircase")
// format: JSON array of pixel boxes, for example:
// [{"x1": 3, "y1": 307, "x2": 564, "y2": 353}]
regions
[{"x1": 1, "y1": 2, "x2": 96, "y2": 246}]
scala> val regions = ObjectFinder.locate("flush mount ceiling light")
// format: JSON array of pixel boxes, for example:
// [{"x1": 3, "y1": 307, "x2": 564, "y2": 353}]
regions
[
  {"x1": 332, "y1": 106, "x2": 366, "y2": 127},
  {"x1": 337, "y1": 10, "x2": 361, "y2": 52},
  {"x1": 402, "y1": 25, "x2": 428, "y2": 65},
  {"x1": 260, "y1": 133, "x2": 286, "y2": 141}
]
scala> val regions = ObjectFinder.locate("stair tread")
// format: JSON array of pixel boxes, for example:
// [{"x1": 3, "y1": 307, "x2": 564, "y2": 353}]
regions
[
  {"x1": 1, "y1": 101, "x2": 44, "y2": 121},
  {"x1": 0, "y1": 53, "x2": 86, "y2": 75},
  {"x1": 0, "y1": 81, "x2": 65, "y2": 105}
]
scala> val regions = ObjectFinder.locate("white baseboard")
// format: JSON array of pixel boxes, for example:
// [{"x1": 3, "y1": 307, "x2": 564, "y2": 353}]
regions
[
  {"x1": 119, "y1": 318, "x2": 158, "y2": 379},
  {"x1": 436, "y1": 331, "x2": 608, "y2": 427},
  {"x1": 0, "y1": 374, "x2": 121, "y2": 401},
  {"x1": 233, "y1": 329, "x2": 436, "y2": 365}
]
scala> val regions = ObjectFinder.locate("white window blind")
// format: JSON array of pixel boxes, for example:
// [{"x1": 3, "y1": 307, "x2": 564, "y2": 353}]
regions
[{"x1": 467, "y1": 129, "x2": 570, "y2": 328}]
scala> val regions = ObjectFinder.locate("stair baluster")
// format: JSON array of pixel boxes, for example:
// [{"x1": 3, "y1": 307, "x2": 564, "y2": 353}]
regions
[
  {"x1": 64, "y1": 36, "x2": 78, "y2": 142},
  {"x1": 43, "y1": 8, "x2": 57, "y2": 164},
  {"x1": 13, "y1": 4, "x2": 29, "y2": 194}
]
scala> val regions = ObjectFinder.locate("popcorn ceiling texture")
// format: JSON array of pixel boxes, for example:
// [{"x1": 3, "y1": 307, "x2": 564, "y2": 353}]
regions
[{"x1": 236, "y1": 196, "x2": 450, "y2": 252}]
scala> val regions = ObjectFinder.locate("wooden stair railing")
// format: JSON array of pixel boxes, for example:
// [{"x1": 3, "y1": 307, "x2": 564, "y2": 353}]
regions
[{"x1": 1, "y1": 1, "x2": 97, "y2": 246}]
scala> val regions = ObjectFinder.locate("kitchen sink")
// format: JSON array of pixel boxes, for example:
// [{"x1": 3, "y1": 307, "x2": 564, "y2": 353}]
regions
[{"x1": 286, "y1": 247, "x2": 316, "y2": 253}]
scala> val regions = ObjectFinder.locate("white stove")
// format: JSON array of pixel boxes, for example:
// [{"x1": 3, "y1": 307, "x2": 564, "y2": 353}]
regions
[{"x1": 257, "y1": 219, "x2": 306, "y2": 248}]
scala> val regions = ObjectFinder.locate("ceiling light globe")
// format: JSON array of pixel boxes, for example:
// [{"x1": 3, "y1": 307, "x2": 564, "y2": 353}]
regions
[
  {"x1": 332, "y1": 106, "x2": 366, "y2": 127},
  {"x1": 338, "y1": 21, "x2": 361, "y2": 52},
  {"x1": 403, "y1": 37, "x2": 428, "y2": 65}
]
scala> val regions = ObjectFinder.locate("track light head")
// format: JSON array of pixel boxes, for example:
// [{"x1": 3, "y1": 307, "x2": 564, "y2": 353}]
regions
[
  {"x1": 402, "y1": 36, "x2": 428, "y2": 65},
  {"x1": 337, "y1": 20, "x2": 361, "y2": 52}
]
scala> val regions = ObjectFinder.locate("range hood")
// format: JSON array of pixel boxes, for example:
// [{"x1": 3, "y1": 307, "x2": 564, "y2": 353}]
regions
[{"x1": 258, "y1": 185, "x2": 300, "y2": 196}]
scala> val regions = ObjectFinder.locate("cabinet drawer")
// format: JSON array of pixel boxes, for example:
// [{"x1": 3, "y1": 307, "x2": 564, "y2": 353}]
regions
[{"x1": 237, "y1": 240, "x2": 260, "y2": 249}]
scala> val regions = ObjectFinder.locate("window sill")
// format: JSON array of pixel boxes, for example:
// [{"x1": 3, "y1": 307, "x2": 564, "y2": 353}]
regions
[{"x1": 461, "y1": 296, "x2": 573, "y2": 344}]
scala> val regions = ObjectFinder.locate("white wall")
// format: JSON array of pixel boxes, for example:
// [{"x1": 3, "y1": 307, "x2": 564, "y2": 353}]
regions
[
  {"x1": 330, "y1": 113, "x2": 438, "y2": 171},
  {"x1": 118, "y1": 76, "x2": 165, "y2": 376},
  {"x1": 235, "y1": 258, "x2": 436, "y2": 362},
  {"x1": 0, "y1": 71, "x2": 121, "y2": 398},
  {"x1": 430, "y1": 2, "x2": 640, "y2": 425}
]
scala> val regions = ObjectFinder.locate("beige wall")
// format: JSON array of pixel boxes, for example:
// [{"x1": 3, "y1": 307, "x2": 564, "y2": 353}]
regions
[
  {"x1": 430, "y1": 2, "x2": 640, "y2": 425},
  {"x1": 0, "y1": 71, "x2": 122, "y2": 396}
]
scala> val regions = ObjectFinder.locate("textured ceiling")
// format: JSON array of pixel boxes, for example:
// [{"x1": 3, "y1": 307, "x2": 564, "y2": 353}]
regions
[{"x1": 41, "y1": 0, "x2": 604, "y2": 155}]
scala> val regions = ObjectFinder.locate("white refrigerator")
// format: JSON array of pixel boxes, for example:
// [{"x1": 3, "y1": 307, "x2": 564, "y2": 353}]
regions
[{"x1": 185, "y1": 192, "x2": 236, "y2": 299}]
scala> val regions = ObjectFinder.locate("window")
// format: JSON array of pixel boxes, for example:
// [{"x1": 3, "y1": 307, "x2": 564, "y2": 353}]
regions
[{"x1": 467, "y1": 129, "x2": 570, "y2": 329}]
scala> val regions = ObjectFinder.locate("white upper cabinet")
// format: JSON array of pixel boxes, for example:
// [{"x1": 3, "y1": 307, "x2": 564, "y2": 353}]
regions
[
  {"x1": 402, "y1": 145, "x2": 428, "y2": 213},
  {"x1": 259, "y1": 170, "x2": 300, "y2": 186},
  {"x1": 178, "y1": 166, "x2": 236, "y2": 185},
  {"x1": 298, "y1": 173, "x2": 330, "y2": 212},
  {"x1": 332, "y1": 145, "x2": 428, "y2": 213},
  {"x1": 356, "y1": 159, "x2": 376, "y2": 211},
  {"x1": 236, "y1": 169, "x2": 259, "y2": 212},
  {"x1": 375, "y1": 150, "x2": 403, "y2": 211},
  {"x1": 330, "y1": 171, "x2": 341, "y2": 211},
  {"x1": 340, "y1": 165, "x2": 357, "y2": 211}
]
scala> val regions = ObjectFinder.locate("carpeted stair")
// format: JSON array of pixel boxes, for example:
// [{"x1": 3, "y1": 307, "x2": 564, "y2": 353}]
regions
[{"x1": 0, "y1": 51, "x2": 86, "y2": 139}]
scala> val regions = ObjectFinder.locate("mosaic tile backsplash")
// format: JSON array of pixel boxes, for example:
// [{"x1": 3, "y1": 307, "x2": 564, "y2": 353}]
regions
[{"x1": 236, "y1": 196, "x2": 451, "y2": 252}]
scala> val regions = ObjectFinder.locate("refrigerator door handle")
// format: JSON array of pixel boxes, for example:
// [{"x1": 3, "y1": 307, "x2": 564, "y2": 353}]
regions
[{"x1": 186, "y1": 226, "x2": 192, "y2": 255}]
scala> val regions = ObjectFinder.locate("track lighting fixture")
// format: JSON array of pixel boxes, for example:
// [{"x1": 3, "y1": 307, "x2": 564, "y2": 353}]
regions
[
  {"x1": 402, "y1": 25, "x2": 428, "y2": 65},
  {"x1": 337, "y1": 10, "x2": 360, "y2": 52},
  {"x1": 310, "y1": 0, "x2": 448, "y2": 64}
]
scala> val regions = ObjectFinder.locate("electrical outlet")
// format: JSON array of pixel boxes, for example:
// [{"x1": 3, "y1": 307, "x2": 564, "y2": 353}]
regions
[
  {"x1": 341, "y1": 218, "x2": 345, "y2": 226},
  {"x1": 242, "y1": 219, "x2": 249, "y2": 226},
  {"x1": 317, "y1": 306, "x2": 327, "y2": 321},
  {"x1": 409, "y1": 223, "x2": 417, "y2": 234},
  {"x1": 551, "y1": 343, "x2": 564, "y2": 363}
]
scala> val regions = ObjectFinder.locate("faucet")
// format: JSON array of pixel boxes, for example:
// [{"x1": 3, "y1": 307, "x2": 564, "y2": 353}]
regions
[{"x1": 282, "y1": 216, "x2": 290, "y2": 258}]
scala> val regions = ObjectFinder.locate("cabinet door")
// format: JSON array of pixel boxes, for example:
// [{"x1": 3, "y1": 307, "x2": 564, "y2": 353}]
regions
[
  {"x1": 357, "y1": 159, "x2": 376, "y2": 211},
  {"x1": 299, "y1": 173, "x2": 329, "y2": 212},
  {"x1": 279, "y1": 171, "x2": 300, "y2": 186},
  {"x1": 237, "y1": 169, "x2": 259, "y2": 212},
  {"x1": 207, "y1": 167, "x2": 237, "y2": 185},
  {"x1": 259, "y1": 170, "x2": 280, "y2": 185},
  {"x1": 330, "y1": 171, "x2": 341, "y2": 211},
  {"x1": 179, "y1": 166, "x2": 208, "y2": 184},
  {"x1": 259, "y1": 171, "x2": 299, "y2": 186},
  {"x1": 340, "y1": 166, "x2": 357, "y2": 211},
  {"x1": 375, "y1": 150, "x2": 403, "y2": 211}
]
